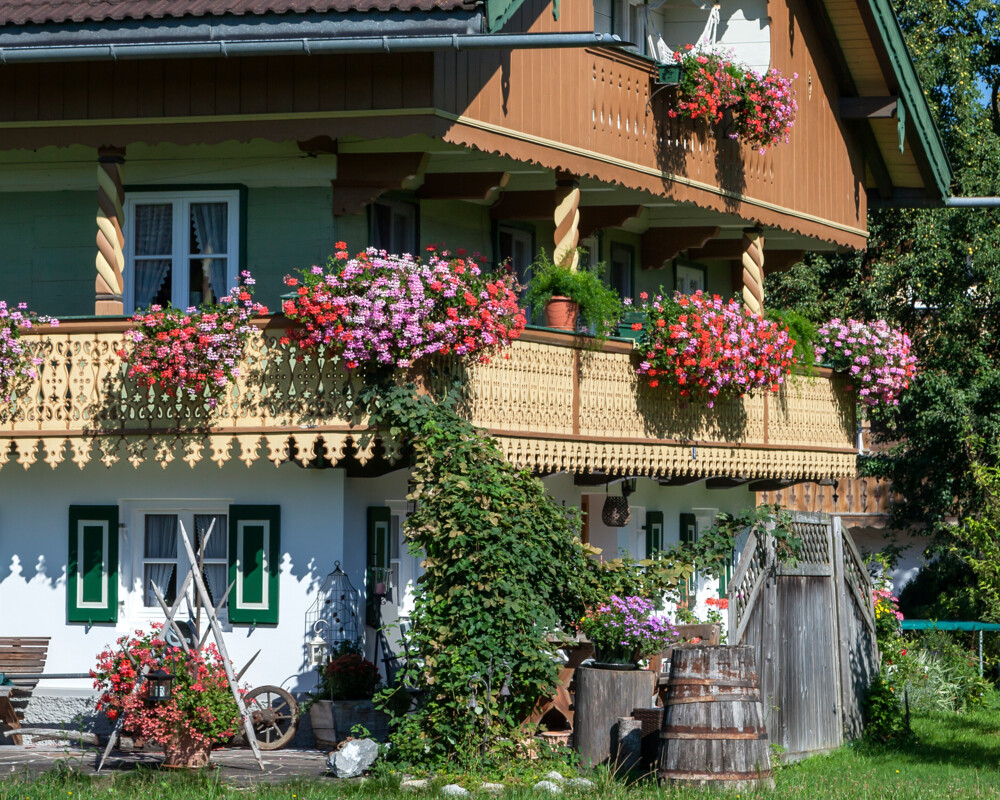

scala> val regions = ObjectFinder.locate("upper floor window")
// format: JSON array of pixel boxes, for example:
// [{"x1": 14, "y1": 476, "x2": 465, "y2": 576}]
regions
[
  {"x1": 371, "y1": 198, "x2": 418, "y2": 254},
  {"x1": 610, "y1": 242, "x2": 635, "y2": 302},
  {"x1": 497, "y1": 225, "x2": 534, "y2": 293},
  {"x1": 124, "y1": 190, "x2": 241, "y2": 313}
]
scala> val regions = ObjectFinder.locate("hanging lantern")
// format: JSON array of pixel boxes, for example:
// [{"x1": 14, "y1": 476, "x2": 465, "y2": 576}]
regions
[
  {"x1": 309, "y1": 621, "x2": 331, "y2": 667},
  {"x1": 146, "y1": 668, "x2": 173, "y2": 704},
  {"x1": 602, "y1": 479, "x2": 632, "y2": 527},
  {"x1": 407, "y1": 478, "x2": 419, "y2": 515}
]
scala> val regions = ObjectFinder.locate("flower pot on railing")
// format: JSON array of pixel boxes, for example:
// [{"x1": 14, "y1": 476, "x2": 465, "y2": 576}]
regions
[{"x1": 544, "y1": 296, "x2": 580, "y2": 332}]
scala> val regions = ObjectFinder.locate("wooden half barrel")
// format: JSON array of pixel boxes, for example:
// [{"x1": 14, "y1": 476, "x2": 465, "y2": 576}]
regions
[
  {"x1": 574, "y1": 666, "x2": 656, "y2": 766},
  {"x1": 658, "y1": 646, "x2": 773, "y2": 789}
]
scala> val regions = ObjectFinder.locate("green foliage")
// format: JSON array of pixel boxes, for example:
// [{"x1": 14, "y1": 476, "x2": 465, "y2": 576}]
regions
[
  {"x1": 767, "y1": 307, "x2": 818, "y2": 369},
  {"x1": 315, "y1": 641, "x2": 382, "y2": 701},
  {"x1": 903, "y1": 630, "x2": 991, "y2": 713},
  {"x1": 363, "y1": 384, "x2": 594, "y2": 769},
  {"x1": 523, "y1": 249, "x2": 623, "y2": 337},
  {"x1": 863, "y1": 671, "x2": 915, "y2": 748}
]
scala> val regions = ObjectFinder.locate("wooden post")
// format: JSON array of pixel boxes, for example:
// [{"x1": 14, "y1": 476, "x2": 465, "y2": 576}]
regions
[
  {"x1": 96, "y1": 146, "x2": 126, "y2": 316},
  {"x1": 554, "y1": 173, "x2": 580, "y2": 270},
  {"x1": 741, "y1": 227, "x2": 765, "y2": 315}
]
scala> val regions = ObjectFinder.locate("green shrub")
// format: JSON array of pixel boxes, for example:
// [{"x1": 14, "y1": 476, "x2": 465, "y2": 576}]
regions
[
  {"x1": 767, "y1": 307, "x2": 818, "y2": 368},
  {"x1": 904, "y1": 629, "x2": 991, "y2": 712},
  {"x1": 863, "y1": 670, "x2": 914, "y2": 747},
  {"x1": 523, "y1": 249, "x2": 623, "y2": 337}
]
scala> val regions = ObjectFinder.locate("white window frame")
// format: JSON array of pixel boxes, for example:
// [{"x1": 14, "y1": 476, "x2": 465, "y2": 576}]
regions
[
  {"x1": 119, "y1": 499, "x2": 232, "y2": 630},
  {"x1": 371, "y1": 198, "x2": 418, "y2": 255},
  {"x1": 123, "y1": 189, "x2": 241, "y2": 314}
]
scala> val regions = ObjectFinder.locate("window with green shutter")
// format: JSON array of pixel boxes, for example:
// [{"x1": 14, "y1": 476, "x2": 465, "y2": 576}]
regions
[
  {"x1": 644, "y1": 510, "x2": 664, "y2": 557},
  {"x1": 367, "y1": 507, "x2": 391, "y2": 626},
  {"x1": 68, "y1": 506, "x2": 119, "y2": 624},
  {"x1": 228, "y1": 505, "x2": 280, "y2": 626},
  {"x1": 679, "y1": 512, "x2": 697, "y2": 602}
]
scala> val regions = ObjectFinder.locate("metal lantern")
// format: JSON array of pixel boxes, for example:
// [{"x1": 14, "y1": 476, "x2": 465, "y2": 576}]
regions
[
  {"x1": 407, "y1": 478, "x2": 419, "y2": 515},
  {"x1": 305, "y1": 561, "x2": 361, "y2": 660},
  {"x1": 146, "y1": 668, "x2": 173, "y2": 704},
  {"x1": 601, "y1": 479, "x2": 634, "y2": 527}
]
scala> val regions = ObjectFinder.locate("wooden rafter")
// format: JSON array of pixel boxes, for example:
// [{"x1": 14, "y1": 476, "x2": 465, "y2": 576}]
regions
[
  {"x1": 641, "y1": 226, "x2": 721, "y2": 270},
  {"x1": 490, "y1": 190, "x2": 555, "y2": 220},
  {"x1": 839, "y1": 97, "x2": 898, "y2": 119},
  {"x1": 330, "y1": 151, "x2": 427, "y2": 217},
  {"x1": 578, "y1": 205, "x2": 643, "y2": 239},
  {"x1": 417, "y1": 172, "x2": 509, "y2": 201}
]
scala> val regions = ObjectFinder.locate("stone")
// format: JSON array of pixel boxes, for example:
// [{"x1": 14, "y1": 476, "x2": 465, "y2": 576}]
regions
[
  {"x1": 401, "y1": 779, "x2": 430, "y2": 792},
  {"x1": 440, "y1": 784, "x2": 470, "y2": 797},
  {"x1": 327, "y1": 738, "x2": 379, "y2": 778},
  {"x1": 532, "y1": 781, "x2": 563, "y2": 795},
  {"x1": 479, "y1": 783, "x2": 505, "y2": 795},
  {"x1": 566, "y1": 778, "x2": 595, "y2": 791},
  {"x1": 542, "y1": 771, "x2": 566, "y2": 783}
]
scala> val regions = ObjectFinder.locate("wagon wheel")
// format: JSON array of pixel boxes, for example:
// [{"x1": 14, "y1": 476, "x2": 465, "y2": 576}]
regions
[{"x1": 244, "y1": 685, "x2": 299, "y2": 751}]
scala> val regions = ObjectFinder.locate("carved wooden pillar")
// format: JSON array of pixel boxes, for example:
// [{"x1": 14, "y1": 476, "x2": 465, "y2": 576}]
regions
[
  {"x1": 741, "y1": 227, "x2": 765, "y2": 315},
  {"x1": 96, "y1": 147, "x2": 126, "y2": 316},
  {"x1": 554, "y1": 173, "x2": 581, "y2": 270}
]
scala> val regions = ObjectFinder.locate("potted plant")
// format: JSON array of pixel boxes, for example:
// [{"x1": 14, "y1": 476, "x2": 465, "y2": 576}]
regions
[
  {"x1": 523, "y1": 249, "x2": 623, "y2": 336},
  {"x1": 577, "y1": 595, "x2": 678, "y2": 669},
  {"x1": 308, "y1": 641, "x2": 388, "y2": 748},
  {"x1": 91, "y1": 625, "x2": 241, "y2": 769}
]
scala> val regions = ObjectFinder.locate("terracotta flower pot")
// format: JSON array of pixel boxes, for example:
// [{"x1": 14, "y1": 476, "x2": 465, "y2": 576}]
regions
[
  {"x1": 544, "y1": 296, "x2": 579, "y2": 331},
  {"x1": 163, "y1": 732, "x2": 212, "y2": 769}
]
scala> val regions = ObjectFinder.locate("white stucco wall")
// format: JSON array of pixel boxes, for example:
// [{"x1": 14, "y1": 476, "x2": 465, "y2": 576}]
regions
[
  {"x1": 848, "y1": 526, "x2": 931, "y2": 594},
  {"x1": 0, "y1": 458, "x2": 345, "y2": 708}
]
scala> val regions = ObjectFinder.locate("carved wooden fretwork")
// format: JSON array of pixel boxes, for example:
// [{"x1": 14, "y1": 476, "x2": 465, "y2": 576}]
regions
[{"x1": 0, "y1": 325, "x2": 856, "y2": 477}]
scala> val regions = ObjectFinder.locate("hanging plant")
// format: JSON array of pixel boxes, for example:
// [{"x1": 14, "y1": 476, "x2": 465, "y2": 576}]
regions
[
  {"x1": 0, "y1": 301, "x2": 58, "y2": 419},
  {"x1": 119, "y1": 271, "x2": 267, "y2": 407},
  {"x1": 629, "y1": 290, "x2": 796, "y2": 407},
  {"x1": 814, "y1": 318, "x2": 917, "y2": 407},
  {"x1": 281, "y1": 244, "x2": 526, "y2": 368},
  {"x1": 668, "y1": 45, "x2": 798, "y2": 153}
]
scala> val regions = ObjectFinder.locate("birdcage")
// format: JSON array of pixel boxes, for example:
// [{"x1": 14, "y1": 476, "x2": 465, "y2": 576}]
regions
[{"x1": 304, "y1": 561, "x2": 360, "y2": 667}]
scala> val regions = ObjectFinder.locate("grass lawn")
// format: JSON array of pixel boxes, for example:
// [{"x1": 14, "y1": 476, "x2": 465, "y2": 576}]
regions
[{"x1": 2, "y1": 697, "x2": 999, "y2": 800}]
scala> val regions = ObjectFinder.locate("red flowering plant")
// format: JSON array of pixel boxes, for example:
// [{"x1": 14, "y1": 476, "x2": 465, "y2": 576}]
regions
[
  {"x1": 628, "y1": 290, "x2": 795, "y2": 407},
  {"x1": 281, "y1": 244, "x2": 526, "y2": 368},
  {"x1": 311, "y1": 641, "x2": 382, "y2": 702},
  {"x1": 119, "y1": 271, "x2": 268, "y2": 407},
  {"x1": 670, "y1": 45, "x2": 797, "y2": 153},
  {"x1": 91, "y1": 625, "x2": 241, "y2": 750}
]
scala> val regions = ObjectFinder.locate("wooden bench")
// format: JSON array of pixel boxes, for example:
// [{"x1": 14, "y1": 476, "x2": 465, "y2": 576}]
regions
[{"x1": 0, "y1": 637, "x2": 51, "y2": 746}]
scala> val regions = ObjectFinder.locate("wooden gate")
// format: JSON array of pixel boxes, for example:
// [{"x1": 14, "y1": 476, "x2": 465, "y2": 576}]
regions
[{"x1": 727, "y1": 514, "x2": 878, "y2": 758}]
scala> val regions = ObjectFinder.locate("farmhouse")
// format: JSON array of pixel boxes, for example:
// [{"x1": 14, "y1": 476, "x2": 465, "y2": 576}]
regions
[{"x1": 0, "y1": 0, "x2": 947, "y2": 735}]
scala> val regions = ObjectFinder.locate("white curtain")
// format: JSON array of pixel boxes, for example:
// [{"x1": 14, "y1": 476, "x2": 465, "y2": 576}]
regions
[
  {"x1": 134, "y1": 204, "x2": 173, "y2": 309},
  {"x1": 196, "y1": 513, "x2": 228, "y2": 605},
  {"x1": 143, "y1": 514, "x2": 178, "y2": 608},
  {"x1": 191, "y1": 203, "x2": 229, "y2": 302}
]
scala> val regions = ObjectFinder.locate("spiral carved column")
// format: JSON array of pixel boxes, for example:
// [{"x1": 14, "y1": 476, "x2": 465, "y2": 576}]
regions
[
  {"x1": 742, "y1": 227, "x2": 765, "y2": 315},
  {"x1": 554, "y1": 173, "x2": 581, "y2": 271},
  {"x1": 96, "y1": 147, "x2": 126, "y2": 316}
]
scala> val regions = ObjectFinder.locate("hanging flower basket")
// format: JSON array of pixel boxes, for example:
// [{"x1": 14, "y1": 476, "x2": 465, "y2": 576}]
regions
[
  {"x1": 0, "y1": 301, "x2": 58, "y2": 421},
  {"x1": 668, "y1": 45, "x2": 798, "y2": 153},
  {"x1": 815, "y1": 318, "x2": 917, "y2": 408}
]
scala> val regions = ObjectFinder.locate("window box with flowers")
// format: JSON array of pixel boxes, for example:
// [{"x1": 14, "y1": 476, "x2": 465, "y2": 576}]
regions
[
  {"x1": 281, "y1": 244, "x2": 526, "y2": 371},
  {"x1": 117, "y1": 271, "x2": 267, "y2": 410},
  {"x1": 91, "y1": 626, "x2": 241, "y2": 768},
  {"x1": 668, "y1": 45, "x2": 798, "y2": 153},
  {"x1": 0, "y1": 301, "x2": 58, "y2": 422},
  {"x1": 628, "y1": 291, "x2": 796, "y2": 408}
]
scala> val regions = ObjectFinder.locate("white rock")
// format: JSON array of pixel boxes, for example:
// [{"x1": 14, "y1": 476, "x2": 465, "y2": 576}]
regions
[
  {"x1": 542, "y1": 772, "x2": 566, "y2": 783},
  {"x1": 441, "y1": 784, "x2": 470, "y2": 797},
  {"x1": 532, "y1": 781, "x2": 563, "y2": 795},
  {"x1": 401, "y1": 779, "x2": 430, "y2": 791},
  {"x1": 327, "y1": 738, "x2": 379, "y2": 778},
  {"x1": 566, "y1": 778, "x2": 594, "y2": 791},
  {"x1": 479, "y1": 783, "x2": 505, "y2": 795}
]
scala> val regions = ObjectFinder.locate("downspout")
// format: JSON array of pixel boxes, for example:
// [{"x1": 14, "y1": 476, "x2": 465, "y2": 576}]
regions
[
  {"x1": 944, "y1": 197, "x2": 1000, "y2": 208},
  {"x1": 0, "y1": 32, "x2": 629, "y2": 63}
]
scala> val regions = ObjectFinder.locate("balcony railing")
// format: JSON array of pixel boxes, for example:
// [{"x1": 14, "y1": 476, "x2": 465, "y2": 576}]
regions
[{"x1": 0, "y1": 320, "x2": 857, "y2": 477}]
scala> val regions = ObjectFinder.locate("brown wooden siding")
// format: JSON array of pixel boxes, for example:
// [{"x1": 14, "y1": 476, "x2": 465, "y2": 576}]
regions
[{"x1": 759, "y1": 477, "x2": 896, "y2": 524}]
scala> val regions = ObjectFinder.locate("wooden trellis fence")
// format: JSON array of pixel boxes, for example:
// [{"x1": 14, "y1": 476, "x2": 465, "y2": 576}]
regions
[{"x1": 727, "y1": 513, "x2": 878, "y2": 759}]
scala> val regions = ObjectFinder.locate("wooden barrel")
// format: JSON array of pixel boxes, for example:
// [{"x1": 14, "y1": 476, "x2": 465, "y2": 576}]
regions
[
  {"x1": 574, "y1": 666, "x2": 655, "y2": 766},
  {"x1": 658, "y1": 646, "x2": 772, "y2": 789}
]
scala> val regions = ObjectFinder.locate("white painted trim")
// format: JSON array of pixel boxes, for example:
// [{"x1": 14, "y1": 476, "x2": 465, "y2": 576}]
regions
[
  {"x1": 235, "y1": 519, "x2": 270, "y2": 612},
  {"x1": 75, "y1": 519, "x2": 108, "y2": 610}
]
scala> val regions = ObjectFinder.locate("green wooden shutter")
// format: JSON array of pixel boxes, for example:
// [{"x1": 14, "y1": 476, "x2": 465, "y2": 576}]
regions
[
  {"x1": 679, "y1": 513, "x2": 697, "y2": 601},
  {"x1": 228, "y1": 505, "x2": 280, "y2": 625},
  {"x1": 68, "y1": 506, "x2": 118, "y2": 624},
  {"x1": 644, "y1": 510, "x2": 664, "y2": 557},
  {"x1": 367, "y1": 507, "x2": 391, "y2": 625}
]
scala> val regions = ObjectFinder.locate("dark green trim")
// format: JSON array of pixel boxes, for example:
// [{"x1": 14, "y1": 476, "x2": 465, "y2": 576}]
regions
[
  {"x1": 863, "y1": 0, "x2": 952, "y2": 198},
  {"x1": 485, "y1": 0, "x2": 528, "y2": 33},
  {"x1": 644, "y1": 510, "x2": 664, "y2": 557},
  {"x1": 228, "y1": 504, "x2": 280, "y2": 626},
  {"x1": 67, "y1": 505, "x2": 118, "y2": 624}
]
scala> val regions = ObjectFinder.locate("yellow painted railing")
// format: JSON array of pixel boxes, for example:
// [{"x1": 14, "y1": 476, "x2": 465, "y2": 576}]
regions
[{"x1": 0, "y1": 321, "x2": 856, "y2": 477}]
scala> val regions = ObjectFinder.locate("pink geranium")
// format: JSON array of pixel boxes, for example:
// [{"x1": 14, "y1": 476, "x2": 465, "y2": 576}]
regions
[
  {"x1": 815, "y1": 318, "x2": 917, "y2": 408},
  {"x1": 0, "y1": 301, "x2": 58, "y2": 413}
]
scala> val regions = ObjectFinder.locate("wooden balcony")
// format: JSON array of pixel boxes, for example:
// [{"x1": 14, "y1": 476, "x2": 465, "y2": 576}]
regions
[{"x1": 0, "y1": 321, "x2": 857, "y2": 477}]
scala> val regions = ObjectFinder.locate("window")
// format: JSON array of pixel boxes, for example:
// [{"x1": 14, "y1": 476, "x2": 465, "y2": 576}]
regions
[
  {"x1": 371, "y1": 199, "x2": 418, "y2": 254},
  {"x1": 368, "y1": 504, "x2": 422, "y2": 620},
  {"x1": 497, "y1": 225, "x2": 534, "y2": 295},
  {"x1": 124, "y1": 190, "x2": 241, "y2": 313},
  {"x1": 610, "y1": 242, "x2": 635, "y2": 303},
  {"x1": 136, "y1": 510, "x2": 228, "y2": 612}
]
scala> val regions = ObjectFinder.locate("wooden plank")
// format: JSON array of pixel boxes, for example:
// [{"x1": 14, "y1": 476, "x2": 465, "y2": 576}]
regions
[{"x1": 833, "y1": 517, "x2": 849, "y2": 742}]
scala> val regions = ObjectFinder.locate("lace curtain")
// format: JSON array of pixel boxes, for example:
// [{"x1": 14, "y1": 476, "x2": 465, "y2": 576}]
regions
[
  {"x1": 195, "y1": 513, "x2": 228, "y2": 606},
  {"x1": 190, "y1": 203, "x2": 229, "y2": 302},
  {"x1": 134, "y1": 205, "x2": 173, "y2": 308},
  {"x1": 143, "y1": 514, "x2": 178, "y2": 607}
]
